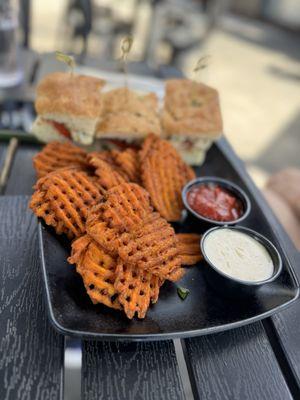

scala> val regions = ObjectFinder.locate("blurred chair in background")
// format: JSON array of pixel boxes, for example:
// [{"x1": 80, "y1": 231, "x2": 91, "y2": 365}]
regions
[
  {"x1": 57, "y1": 0, "x2": 226, "y2": 69},
  {"x1": 143, "y1": 0, "x2": 226, "y2": 68},
  {"x1": 63, "y1": 0, "x2": 92, "y2": 56},
  {"x1": 61, "y1": 0, "x2": 136, "y2": 59},
  {"x1": 19, "y1": 0, "x2": 31, "y2": 47}
]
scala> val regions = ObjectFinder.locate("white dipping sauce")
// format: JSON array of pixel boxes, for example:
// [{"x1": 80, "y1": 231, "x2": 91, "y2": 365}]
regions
[{"x1": 203, "y1": 229, "x2": 274, "y2": 282}]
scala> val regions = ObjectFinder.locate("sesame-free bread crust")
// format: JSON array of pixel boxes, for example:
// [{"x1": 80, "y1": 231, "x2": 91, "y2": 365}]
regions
[
  {"x1": 162, "y1": 79, "x2": 223, "y2": 138},
  {"x1": 35, "y1": 72, "x2": 105, "y2": 118},
  {"x1": 96, "y1": 87, "x2": 161, "y2": 138}
]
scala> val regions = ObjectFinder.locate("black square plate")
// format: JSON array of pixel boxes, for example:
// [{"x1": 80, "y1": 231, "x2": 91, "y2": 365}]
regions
[{"x1": 39, "y1": 140, "x2": 299, "y2": 341}]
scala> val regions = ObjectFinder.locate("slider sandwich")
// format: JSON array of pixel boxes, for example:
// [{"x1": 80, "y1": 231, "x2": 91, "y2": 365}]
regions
[
  {"x1": 32, "y1": 72, "x2": 105, "y2": 145},
  {"x1": 161, "y1": 79, "x2": 223, "y2": 165},
  {"x1": 95, "y1": 87, "x2": 161, "y2": 149}
]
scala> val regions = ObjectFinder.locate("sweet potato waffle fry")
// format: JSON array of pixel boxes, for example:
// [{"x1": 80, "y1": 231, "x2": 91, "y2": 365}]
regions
[
  {"x1": 88, "y1": 150, "x2": 116, "y2": 165},
  {"x1": 99, "y1": 183, "x2": 152, "y2": 230},
  {"x1": 89, "y1": 148, "x2": 140, "y2": 183},
  {"x1": 114, "y1": 262, "x2": 161, "y2": 319},
  {"x1": 88, "y1": 155, "x2": 129, "y2": 190},
  {"x1": 176, "y1": 233, "x2": 203, "y2": 266},
  {"x1": 69, "y1": 236, "x2": 161, "y2": 318},
  {"x1": 33, "y1": 141, "x2": 89, "y2": 178},
  {"x1": 140, "y1": 134, "x2": 196, "y2": 221},
  {"x1": 139, "y1": 132, "x2": 160, "y2": 162},
  {"x1": 86, "y1": 181, "x2": 184, "y2": 281},
  {"x1": 31, "y1": 132, "x2": 198, "y2": 319},
  {"x1": 117, "y1": 213, "x2": 184, "y2": 281},
  {"x1": 111, "y1": 148, "x2": 140, "y2": 183},
  {"x1": 68, "y1": 234, "x2": 92, "y2": 265},
  {"x1": 86, "y1": 183, "x2": 152, "y2": 256},
  {"x1": 69, "y1": 237, "x2": 121, "y2": 310},
  {"x1": 87, "y1": 216, "x2": 121, "y2": 257},
  {"x1": 30, "y1": 168, "x2": 102, "y2": 239}
]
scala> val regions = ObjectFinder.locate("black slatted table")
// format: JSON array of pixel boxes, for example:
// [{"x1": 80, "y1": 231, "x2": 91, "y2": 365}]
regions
[{"x1": 1, "y1": 53, "x2": 300, "y2": 400}]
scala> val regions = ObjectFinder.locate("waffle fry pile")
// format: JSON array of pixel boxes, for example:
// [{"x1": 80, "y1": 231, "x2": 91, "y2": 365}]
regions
[{"x1": 30, "y1": 134, "x2": 203, "y2": 319}]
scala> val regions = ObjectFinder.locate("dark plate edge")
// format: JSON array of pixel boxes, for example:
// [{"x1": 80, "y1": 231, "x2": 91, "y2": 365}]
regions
[{"x1": 38, "y1": 222, "x2": 300, "y2": 342}]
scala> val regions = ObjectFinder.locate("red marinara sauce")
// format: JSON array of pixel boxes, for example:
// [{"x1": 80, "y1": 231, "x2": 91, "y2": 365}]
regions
[{"x1": 187, "y1": 183, "x2": 244, "y2": 222}]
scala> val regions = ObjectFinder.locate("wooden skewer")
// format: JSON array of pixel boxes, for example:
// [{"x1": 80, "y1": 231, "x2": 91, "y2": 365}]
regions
[
  {"x1": 193, "y1": 55, "x2": 211, "y2": 82},
  {"x1": 119, "y1": 36, "x2": 134, "y2": 89},
  {"x1": 55, "y1": 51, "x2": 76, "y2": 76},
  {"x1": 191, "y1": 55, "x2": 211, "y2": 102}
]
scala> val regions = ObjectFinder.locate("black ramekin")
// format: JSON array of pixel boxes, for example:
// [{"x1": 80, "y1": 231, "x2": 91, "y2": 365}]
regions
[
  {"x1": 182, "y1": 176, "x2": 251, "y2": 228},
  {"x1": 200, "y1": 226, "x2": 283, "y2": 298}
]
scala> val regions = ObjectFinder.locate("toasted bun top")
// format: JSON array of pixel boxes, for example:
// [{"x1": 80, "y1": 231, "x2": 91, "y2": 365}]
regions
[
  {"x1": 162, "y1": 79, "x2": 223, "y2": 137},
  {"x1": 102, "y1": 87, "x2": 159, "y2": 115},
  {"x1": 95, "y1": 112, "x2": 161, "y2": 139},
  {"x1": 96, "y1": 87, "x2": 161, "y2": 139},
  {"x1": 35, "y1": 72, "x2": 105, "y2": 118}
]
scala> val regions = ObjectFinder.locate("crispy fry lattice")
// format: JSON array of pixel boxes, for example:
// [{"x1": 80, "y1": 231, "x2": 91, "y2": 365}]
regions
[
  {"x1": 114, "y1": 261, "x2": 161, "y2": 319},
  {"x1": 69, "y1": 237, "x2": 121, "y2": 310},
  {"x1": 33, "y1": 141, "x2": 89, "y2": 178},
  {"x1": 87, "y1": 190, "x2": 183, "y2": 281},
  {"x1": 176, "y1": 233, "x2": 203, "y2": 265},
  {"x1": 88, "y1": 155, "x2": 128, "y2": 190},
  {"x1": 111, "y1": 148, "x2": 140, "y2": 183},
  {"x1": 99, "y1": 183, "x2": 152, "y2": 230},
  {"x1": 30, "y1": 168, "x2": 102, "y2": 239},
  {"x1": 86, "y1": 182, "x2": 152, "y2": 256},
  {"x1": 140, "y1": 134, "x2": 196, "y2": 221},
  {"x1": 87, "y1": 218, "x2": 121, "y2": 257},
  {"x1": 117, "y1": 213, "x2": 184, "y2": 281},
  {"x1": 31, "y1": 133, "x2": 199, "y2": 319},
  {"x1": 88, "y1": 150, "x2": 116, "y2": 165}
]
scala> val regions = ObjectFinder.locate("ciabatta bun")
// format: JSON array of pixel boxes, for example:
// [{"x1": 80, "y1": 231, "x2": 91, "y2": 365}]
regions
[
  {"x1": 96, "y1": 87, "x2": 161, "y2": 140},
  {"x1": 33, "y1": 72, "x2": 105, "y2": 144},
  {"x1": 161, "y1": 79, "x2": 223, "y2": 165},
  {"x1": 35, "y1": 72, "x2": 105, "y2": 117},
  {"x1": 161, "y1": 79, "x2": 223, "y2": 139},
  {"x1": 31, "y1": 117, "x2": 67, "y2": 143}
]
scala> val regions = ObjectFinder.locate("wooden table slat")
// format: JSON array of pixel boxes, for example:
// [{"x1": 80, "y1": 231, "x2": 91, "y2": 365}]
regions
[
  {"x1": 4, "y1": 144, "x2": 39, "y2": 195},
  {"x1": 183, "y1": 322, "x2": 293, "y2": 400},
  {"x1": 82, "y1": 340, "x2": 186, "y2": 400},
  {"x1": 0, "y1": 196, "x2": 64, "y2": 400},
  {"x1": 270, "y1": 231, "x2": 300, "y2": 388}
]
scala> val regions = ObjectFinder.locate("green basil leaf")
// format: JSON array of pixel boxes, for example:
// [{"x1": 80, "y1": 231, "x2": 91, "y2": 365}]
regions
[{"x1": 177, "y1": 286, "x2": 190, "y2": 300}]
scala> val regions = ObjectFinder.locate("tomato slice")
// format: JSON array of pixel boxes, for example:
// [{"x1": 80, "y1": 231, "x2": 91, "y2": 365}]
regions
[{"x1": 46, "y1": 119, "x2": 71, "y2": 139}]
